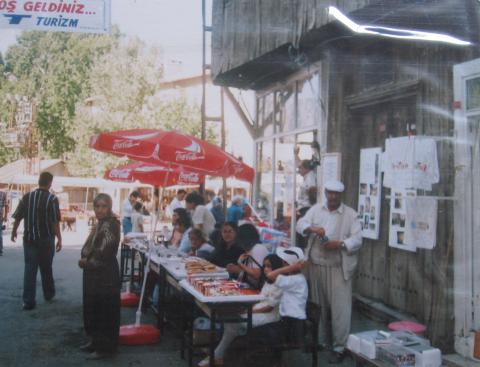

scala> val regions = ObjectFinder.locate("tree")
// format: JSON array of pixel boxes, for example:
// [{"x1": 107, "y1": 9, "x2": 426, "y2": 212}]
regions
[
  {"x1": 67, "y1": 38, "x2": 214, "y2": 176},
  {"x1": 2, "y1": 30, "x2": 119, "y2": 157}
]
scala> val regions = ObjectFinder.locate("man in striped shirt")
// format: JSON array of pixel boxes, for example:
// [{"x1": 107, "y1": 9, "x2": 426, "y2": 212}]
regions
[
  {"x1": 0, "y1": 189, "x2": 9, "y2": 256},
  {"x1": 11, "y1": 172, "x2": 62, "y2": 311}
]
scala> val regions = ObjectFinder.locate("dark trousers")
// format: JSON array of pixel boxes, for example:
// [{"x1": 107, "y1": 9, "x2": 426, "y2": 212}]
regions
[
  {"x1": 225, "y1": 317, "x2": 306, "y2": 367},
  {"x1": 248, "y1": 317, "x2": 305, "y2": 346},
  {"x1": 23, "y1": 237, "x2": 55, "y2": 306},
  {"x1": 83, "y1": 266, "x2": 121, "y2": 353},
  {"x1": 296, "y1": 207, "x2": 310, "y2": 249},
  {"x1": 0, "y1": 218, "x2": 3, "y2": 253}
]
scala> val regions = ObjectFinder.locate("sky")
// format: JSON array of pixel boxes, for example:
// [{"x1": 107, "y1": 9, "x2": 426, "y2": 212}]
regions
[
  {"x1": 1, "y1": 0, "x2": 205, "y2": 74},
  {"x1": 0, "y1": 0, "x2": 254, "y2": 164}
]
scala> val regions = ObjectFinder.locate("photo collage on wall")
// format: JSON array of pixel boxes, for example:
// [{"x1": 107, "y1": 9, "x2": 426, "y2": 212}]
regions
[
  {"x1": 357, "y1": 148, "x2": 382, "y2": 240},
  {"x1": 388, "y1": 189, "x2": 417, "y2": 252}
]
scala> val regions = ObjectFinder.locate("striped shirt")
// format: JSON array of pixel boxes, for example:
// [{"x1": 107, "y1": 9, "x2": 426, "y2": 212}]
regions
[
  {"x1": 0, "y1": 191, "x2": 8, "y2": 212},
  {"x1": 12, "y1": 188, "x2": 61, "y2": 242}
]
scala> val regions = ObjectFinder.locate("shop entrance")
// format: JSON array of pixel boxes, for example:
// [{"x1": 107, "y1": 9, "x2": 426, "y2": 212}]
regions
[{"x1": 453, "y1": 57, "x2": 480, "y2": 358}]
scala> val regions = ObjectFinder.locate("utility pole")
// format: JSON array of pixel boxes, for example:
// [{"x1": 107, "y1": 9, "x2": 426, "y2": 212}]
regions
[{"x1": 201, "y1": 0, "x2": 227, "y2": 206}]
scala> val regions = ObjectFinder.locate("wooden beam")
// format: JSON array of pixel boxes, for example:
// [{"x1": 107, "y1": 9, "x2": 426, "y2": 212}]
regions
[
  {"x1": 158, "y1": 74, "x2": 212, "y2": 90},
  {"x1": 223, "y1": 87, "x2": 255, "y2": 138}
]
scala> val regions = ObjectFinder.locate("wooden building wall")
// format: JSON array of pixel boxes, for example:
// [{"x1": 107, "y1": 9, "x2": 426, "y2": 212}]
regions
[
  {"x1": 325, "y1": 38, "x2": 477, "y2": 351},
  {"x1": 212, "y1": 0, "x2": 375, "y2": 79}
]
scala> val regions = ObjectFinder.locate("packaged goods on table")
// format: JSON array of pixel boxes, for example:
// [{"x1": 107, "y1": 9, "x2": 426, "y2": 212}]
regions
[
  {"x1": 347, "y1": 330, "x2": 441, "y2": 367},
  {"x1": 377, "y1": 344, "x2": 415, "y2": 367},
  {"x1": 183, "y1": 258, "x2": 228, "y2": 278},
  {"x1": 189, "y1": 277, "x2": 259, "y2": 297}
]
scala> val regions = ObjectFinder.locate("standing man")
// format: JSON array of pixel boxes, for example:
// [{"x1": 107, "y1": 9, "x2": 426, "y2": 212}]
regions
[
  {"x1": 185, "y1": 192, "x2": 216, "y2": 239},
  {"x1": 11, "y1": 172, "x2": 62, "y2": 311},
  {"x1": 122, "y1": 191, "x2": 140, "y2": 236},
  {"x1": 168, "y1": 189, "x2": 186, "y2": 215},
  {"x1": 296, "y1": 180, "x2": 362, "y2": 364},
  {"x1": 295, "y1": 146, "x2": 317, "y2": 248},
  {"x1": 0, "y1": 188, "x2": 9, "y2": 256}
]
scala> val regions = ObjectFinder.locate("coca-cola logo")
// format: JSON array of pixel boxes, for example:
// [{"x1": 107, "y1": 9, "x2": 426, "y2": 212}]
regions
[
  {"x1": 112, "y1": 139, "x2": 140, "y2": 150},
  {"x1": 178, "y1": 172, "x2": 200, "y2": 183},
  {"x1": 109, "y1": 169, "x2": 131, "y2": 179},
  {"x1": 175, "y1": 151, "x2": 203, "y2": 161},
  {"x1": 232, "y1": 164, "x2": 243, "y2": 173}
]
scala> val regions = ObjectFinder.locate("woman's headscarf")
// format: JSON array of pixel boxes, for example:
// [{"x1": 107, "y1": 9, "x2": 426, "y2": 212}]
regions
[
  {"x1": 93, "y1": 193, "x2": 114, "y2": 219},
  {"x1": 81, "y1": 193, "x2": 119, "y2": 259}
]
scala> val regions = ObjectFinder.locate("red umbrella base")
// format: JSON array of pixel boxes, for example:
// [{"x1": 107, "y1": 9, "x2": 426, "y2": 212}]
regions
[
  {"x1": 119, "y1": 324, "x2": 161, "y2": 345},
  {"x1": 120, "y1": 292, "x2": 140, "y2": 307}
]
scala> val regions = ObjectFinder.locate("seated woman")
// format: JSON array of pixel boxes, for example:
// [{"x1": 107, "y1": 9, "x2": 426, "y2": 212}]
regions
[
  {"x1": 188, "y1": 228, "x2": 214, "y2": 259},
  {"x1": 169, "y1": 208, "x2": 189, "y2": 247},
  {"x1": 208, "y1": 222, "x2": 243, "y2": 268},
  {"x1": 198, "y1": 254, "x2": 284, "y2": 367},
  {"x1": 226, "y1": 223, "x2": 269, "y2": 289}
]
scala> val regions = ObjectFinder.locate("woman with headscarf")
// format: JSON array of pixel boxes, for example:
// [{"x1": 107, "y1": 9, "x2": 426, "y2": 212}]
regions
[{"x1": 78, "y1": 193, "x2": 121, "y2": 360}]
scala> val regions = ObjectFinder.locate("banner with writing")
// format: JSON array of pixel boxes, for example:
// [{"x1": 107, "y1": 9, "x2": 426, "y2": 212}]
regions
[{"x1": 0, "y1": 0, "x2": 111, "y2": 34}]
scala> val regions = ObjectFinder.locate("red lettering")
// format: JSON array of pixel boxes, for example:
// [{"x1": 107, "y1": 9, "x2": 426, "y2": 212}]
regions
[
  {"x1": 0, "y1": 1, "x2": 6, "y2": 11},
  {"x1": 61, "y1": 3, "x2": 72, "y2": 13},
  {"x1": 48, "y1": 2, "x2": 57, "y2": 12},
  {"x1": 41, "y1": 1, "x2": 47, "y2": 12},
  {"x1": 33, "y1": 2, "x2": 42, "y2": 11},
  {"x1": 23, "y1": 1, "x2": 33, "y2": 11},
  {"x1": 75, "y1": 3, "x2": 84, "y2": 14},
  {"x1": 7, "y1": 0, "x2": 16, "y2": 12}
]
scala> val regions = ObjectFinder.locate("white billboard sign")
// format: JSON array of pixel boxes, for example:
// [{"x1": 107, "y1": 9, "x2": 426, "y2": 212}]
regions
[{"x1": 0, "y1": 0, "x2": 111, "y2": 34}]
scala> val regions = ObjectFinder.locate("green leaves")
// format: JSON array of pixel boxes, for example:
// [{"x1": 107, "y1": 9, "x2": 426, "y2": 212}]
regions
[
  {"x1": 1, "y1": 30, "x2": 118, "y2": 159},
  {"x1": 0, "y1": 28, "x2": 210, "y2": 177}
]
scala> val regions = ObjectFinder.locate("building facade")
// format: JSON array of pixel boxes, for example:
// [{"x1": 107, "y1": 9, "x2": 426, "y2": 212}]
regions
[{"x1": 212, "y1": 0, "x2": 480, "y2": 357}]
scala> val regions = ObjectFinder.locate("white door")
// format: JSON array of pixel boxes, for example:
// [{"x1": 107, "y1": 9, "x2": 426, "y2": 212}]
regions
[{"x1": 453, "y1": 58, "x2": 480, "y2": 358}]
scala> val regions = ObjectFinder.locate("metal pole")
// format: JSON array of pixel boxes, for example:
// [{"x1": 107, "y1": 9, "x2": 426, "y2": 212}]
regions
[
  {"x1": 201, "y1": 0, "x2": 207, "y2": 141},
  {"x1": 199, "y1": 0, "x2": 207, "y2": 195},
  {"x1": 221, "y1": 88, "x2": 228, "y2": 214}
]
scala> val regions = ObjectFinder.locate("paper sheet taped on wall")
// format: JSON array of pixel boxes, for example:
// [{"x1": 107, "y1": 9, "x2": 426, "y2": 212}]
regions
[
  {"x1": 358, "y1": 147, "x2": 382, "y2": 240},
  {"x1": 389, "y1": 189, "x2": 417, "y2": 252},
  {"x1": 405, "y1": 196, "x2": 438, "y2": 250},
  {"x1": 383, "y1": 136, "x2": 439, "y2": 190}
]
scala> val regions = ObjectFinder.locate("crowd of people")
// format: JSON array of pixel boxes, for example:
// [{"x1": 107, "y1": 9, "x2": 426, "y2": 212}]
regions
[{"x1": 5, "y1": 169, "x2": 363, "y2": 365}]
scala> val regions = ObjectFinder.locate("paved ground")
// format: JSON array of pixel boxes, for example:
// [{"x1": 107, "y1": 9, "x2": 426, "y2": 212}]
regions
[
  {"x1": 0, "y1": 228, "x2": 385, "y2": 367},
  {"x1": 0, "y1": 229, "x2": 185, "y2": 367}
]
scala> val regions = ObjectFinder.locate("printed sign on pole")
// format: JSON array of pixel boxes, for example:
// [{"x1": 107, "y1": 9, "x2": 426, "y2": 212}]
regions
[{"x1": 0, "y1": 0, "x2": 111, "y2": 34}]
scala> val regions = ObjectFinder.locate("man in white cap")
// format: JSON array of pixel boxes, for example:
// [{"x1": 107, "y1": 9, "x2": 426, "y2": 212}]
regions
[{"x1": 296, "y1": 179, "x2": 362, "y2": 363}]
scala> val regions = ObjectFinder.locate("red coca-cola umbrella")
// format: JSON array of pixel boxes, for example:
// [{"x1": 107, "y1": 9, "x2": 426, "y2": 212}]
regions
[
  {"x1": 90, "y1": 129, "x2": 254, "y2": 182},
  {"x1": 105, "y1": 162, "x2": 205, "y2": 187}
]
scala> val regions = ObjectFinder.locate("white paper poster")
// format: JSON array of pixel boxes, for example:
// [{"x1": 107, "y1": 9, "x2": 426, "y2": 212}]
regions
[
  {"x1": 321, "y1": 153, "x2": 341, "y2": 184},
  {"x1": 389, "y1": 189, "x2": 417, "y2": 252},
  {"x1": 405, "y1": 197, "x2": 437, "y2": 249},
  {"x1": 383, "y1": 136, "x2": 439, "y2": 190},
  {"x1": 358, "y1": 147, "x2": 382, "y2": 240}
]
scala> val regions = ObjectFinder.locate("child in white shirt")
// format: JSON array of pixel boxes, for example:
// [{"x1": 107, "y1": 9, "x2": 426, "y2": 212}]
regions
[
  {"x1": 245, "y1": 247, "x2": 308, "y2": 348},
  {"x1": 198, "y1": 254, "x2": 284, "y2": 367},
  {"x1": 188, "y1": 228, "x2": 215, "y2": 259}
]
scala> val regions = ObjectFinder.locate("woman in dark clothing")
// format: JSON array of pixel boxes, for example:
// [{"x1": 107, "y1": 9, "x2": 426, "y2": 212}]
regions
[
  {"x1": 78, "y1": 193, "x2": 121, "y2": 360},
  {"x1": 208, "y1": 221, "x2": 244, "y2": 268}
]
